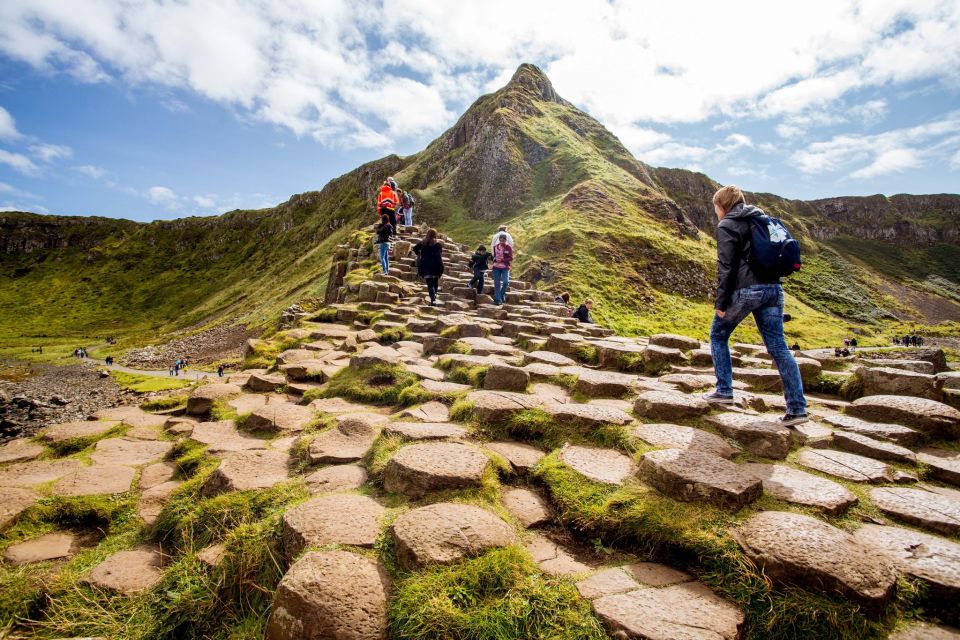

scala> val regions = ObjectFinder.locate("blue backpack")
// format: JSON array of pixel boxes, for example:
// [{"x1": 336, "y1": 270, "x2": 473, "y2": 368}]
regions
[{"x1": 748, "y1": 215, "x2": 802, "y2": 278}]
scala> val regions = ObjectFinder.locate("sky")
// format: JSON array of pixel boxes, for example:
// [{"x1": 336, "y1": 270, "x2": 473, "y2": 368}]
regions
[{"x1": 0, "y1": 0, "x2": 959, "y2": 221}]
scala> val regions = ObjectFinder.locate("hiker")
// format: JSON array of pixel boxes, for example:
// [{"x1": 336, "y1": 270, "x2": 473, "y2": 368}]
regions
[
  {"x1": 468, "y1": 244, "x2": 491, "y2": 294},
  {"x1": 375, "y1": 214, "x2": 393, "y2": 274},
  {"x1": 401, "y1": 190, "x2": 415, "y2": 226},
  {"x1": 490, "y1": 225, "x2": 514, "y2": 254},
  {"x1": 841, "y1": 347, "x2": 850, "y2": 357},
  {"x1": 850, "y1": 337, "x2": 858, "y2": 350},
  {"x1": 843, "y1": 338, "x2": 850, "y2": 348},
  {"x1": 377, "y1": 178, "x2": 400, "y2": 236},
  {"x1": 169, "y1": 366, "x2": 175, "y2": 376},
  {"x1": 491, "y1": 232, "x2": 513, "y2": 305},
  {"x1": 555, "y1": 292, "x2": 571, "y2": 305},
  {"x1": 918, "y1": 336, "x2": 924, "y2": 346},
  {"x1": 704, "y1": 185, "x2": 808, "y2": 426},
  {"x1": 217, "y1": 364, "x2": 225, "y2": 378},
  {"x1": 834, "y1": 347, "x2": 842, "y2": 357},
  {"x1": 413, "y1": 228, "x2": 444, "y2": 306},
  {"x1": 572, "y1": 299, "x2": 594, "y2": 323}
]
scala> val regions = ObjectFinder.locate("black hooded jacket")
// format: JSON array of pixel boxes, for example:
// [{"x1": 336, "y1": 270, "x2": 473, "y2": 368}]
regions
[{"x1": 715, "y1": 202, "x2": 780, "y2": 310}]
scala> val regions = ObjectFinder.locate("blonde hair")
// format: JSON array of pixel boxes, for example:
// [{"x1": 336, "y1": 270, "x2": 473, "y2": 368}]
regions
[
  {"x1": 585, "y1": 298, "x2": 594, "y2": 305},
  {"x1": 712, "y1": 185, "x2": 745, "y2": 213}
]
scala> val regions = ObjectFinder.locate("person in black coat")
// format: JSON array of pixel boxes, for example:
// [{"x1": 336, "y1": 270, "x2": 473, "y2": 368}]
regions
[
  {"x1": 572, "y1": 299, "x2": 594, "y2": 323},
  {"x1": 467, "y1": 245, "x2": 490, "y2": 294},
  {"x1": 375, "y1": 214, "x2": 393, "y2": 274},
  {"x1": 413, "y1": 228, "x2": 444, "y2": 306}
]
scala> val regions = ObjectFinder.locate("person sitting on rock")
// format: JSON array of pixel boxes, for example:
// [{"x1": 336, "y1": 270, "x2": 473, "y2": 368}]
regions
[
  {"x1": 468, "y1": 244, "x2": 491, "y2": 294},
  {"x1": 490, "y1": 225, "x2": 514, "y2": 254},
  {"x1": 375, "y1": 214, "x2": 393, "y2": 274},
  {"x1": 413, "y1": 228, "x2": 444, "y2": 306},
  {"x1": 555, "y1": 292, "x2": 570, "y2": 306},
  {"x1": 572, "y1": 299, "x2": 594, "y2": 323},
  {"x1": 377, "y1": 178, "x2": 400, "y2": 236},
  {"x1": 491, "y1": 233, "x2": 513, "y2": 305},
  {"x1": 703, "y1": 184, "x2": 808, "y2": 426}
]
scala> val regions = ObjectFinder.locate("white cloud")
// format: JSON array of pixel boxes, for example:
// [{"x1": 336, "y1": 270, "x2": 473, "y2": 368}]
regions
[
  {"x1": 193, "y1": 195, "x2": 215, "y2": 208},
  {"x1": 0, "y1": 148, "x2": 39, "y2": 175},
  {"x1": 146, "y1": 185, "x2": 178, "y2": 208},
  {"x1": 850, "y1": 148, "x2": 922, "y2": 178},
  {"x1": 776, "y1": 124, "x2": 804, "y2": 139},
  {"x1": 0, "y1": 203, "x2": 48, "y2": 213},
  {"x1": 0, "y1": 106, "x2": 20, "y2": 141},
  {"x1": 952, "y1": 149, "x2": 960, "y2": 170},
  {"x1": 73, "y1": 164, "x2": 107, "y2": 179},
  {"x1": 29, "y1": 142, "x2": 72, "y2": 162},
  {"x1": 724, "y1": 134, "x2": 753, "y2": 148}
]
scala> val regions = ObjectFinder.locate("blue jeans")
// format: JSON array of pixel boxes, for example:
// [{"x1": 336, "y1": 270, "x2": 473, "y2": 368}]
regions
[
  {"x1": 378, "y1": 242, "x2": 389, "y2": 273},
  {"x1": 492, "y1": 268, "x2": 510, "y2": 304},
  {"x1": 710, "y1": 284, "x2": 806, "y2": 415},
  {"x1": 469, "y1": 270, "x2": 485, "y2": 293}
]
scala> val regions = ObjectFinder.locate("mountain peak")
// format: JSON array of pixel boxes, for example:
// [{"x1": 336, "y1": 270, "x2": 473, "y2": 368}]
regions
[{"x1": 506, "y1": 63, "x2": 562, "y2": 104}]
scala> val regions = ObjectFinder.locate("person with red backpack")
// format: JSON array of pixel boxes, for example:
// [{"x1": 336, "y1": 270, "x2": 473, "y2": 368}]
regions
[
  {"x1": 377, "y1": 178, "x2": 400, "y2": 236},
  {"x1": 704, "y1": 185, "x2": 807, "y2": 426},
  {"x1": 491, "y1": 232, "x2": 513, "y2": 305}
]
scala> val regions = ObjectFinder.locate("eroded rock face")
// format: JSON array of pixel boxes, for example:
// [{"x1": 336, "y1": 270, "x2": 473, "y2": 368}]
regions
[
  {"x1": 0, "y1": 438, "x2": 44, "y2": 464},
  {"x1": 266, "y1": 550, "x2": 390, "y2": 640},
  {"x1": 382, "y1": 421, "x2": 469, "y2": 440},
  {"x1": 201, "y1": 450, "x2": 291, "y2": 496},
  {"x1": 483, "y1": 363, "x2": 530, "y2": 391},
  {"x1": 543, "y1": 401, "x2": 634, "y2": 428},
  {"x1": 854, "y1": 366, "x2": 942, "y2": 401},
  {"x1": 633, "y1": 391, "x2": 710, "y2": 420},
  {"x1": 0, "y1": 459, "x2": 82, "y2": 488},
  {"x1": 186, "y1": 383, "x2": 242, "y2": 415},
  {"x1": 918, "y1": 448, "x2": 960, "y2": 487},
  {"x1": 639, "y1": 448, "x2": 761, "y2": 509},
  {"x1": 832, "y1": 430, "x2": 916, "y2": 464},
  {"x1": 821, "y1": 413, "x2": 920, "y2": 446},
  {"x1": 40, "y1": 420, "x2": 120, "y2": 444},
  {"x1": 869, "y1": 487, "x2": 960, "y2": 536},
  {"x1": 85, "y1": 545, "x2": 167, "y2": 595},
  {"x1": 705, "y1": 413, "x2": 791, "y2": 459},
  {"x1": 3, "y1": 531, "x2": 80, "y2": 565},
  {"x1": 282, "y1": 494, "x2": 386, "y2": 558},
  {"x1": 502, "y1": 487, "x2": 551, "y2": 528},
  {"x1": 245, "y1": 402, "x2": 316, "y2": 433},
  {"x1": 304, "y1": 464, "x2": 368, "y2": 495},
  {"x1": 52, "y1": 464, "x2": 136, "y2": 497},
  {"x1": 383, "y1": 442, "x2": 488, "y2": 497},
  {"x1": 742, "y1": 463, "x2": 858, "y2": 515},
  {"x1": 735, "y1": 511, "x2": 897, "y2": 608},
  {"x1": 846, "y1": 395, "x2": 960, "y2": 438},
  {"x1": 467, "y1": 390, "x2": 543, "y2": 422},
  {"x1": 559, "y1": 445, "x2": 633, "y2": 486},
  {"x1": 649, "y1": 333, "x2": 700, "y2": 351},
  {"x1": 0, "y1": 487, "x2": 37, "y2": 531},
  {"x1": 89, "y1": 437, "x2": 173, "y2": 466},
  {"x1": 795, "y1": 449, "x2": 894, "y2": 483},
  {"x1": 391, "y1": 502, "x2": 516, "y2": 570},
  {"x1": 633, "y1": 422, "x2": 736, "y2": 459},
  {"x1": 484, "y1": 441, "x2": 545, "y2": 473}
]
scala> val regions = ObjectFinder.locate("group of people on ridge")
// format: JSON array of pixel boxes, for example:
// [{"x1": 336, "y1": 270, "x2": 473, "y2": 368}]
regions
[
  {"x1": 894, "y1": 335, "x2": 924, "y2": 347},
  {"x1": 374, "y1": 177, "x2": 415, "y2": 275},
  {"x1": 168, "y1": 358, "x2": 188, "y2": 377}
]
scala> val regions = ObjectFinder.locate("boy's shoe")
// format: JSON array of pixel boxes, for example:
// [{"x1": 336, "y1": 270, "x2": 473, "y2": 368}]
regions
[
  {"x1": 778, "y1": 413, "x2": 809, "y2": 426},
  {"x1": 702, "y1": 391, "x2": 734, "y2": 404}
]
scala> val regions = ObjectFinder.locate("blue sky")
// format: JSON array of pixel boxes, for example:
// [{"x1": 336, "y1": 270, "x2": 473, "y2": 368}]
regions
[{"x1": 1, "y1": 0, "x2": 958, "y2": 221}]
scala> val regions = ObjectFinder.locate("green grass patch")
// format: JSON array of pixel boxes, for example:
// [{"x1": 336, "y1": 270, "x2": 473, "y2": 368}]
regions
[
  {"x1": 43, "y1": 421, "x2": 128, "y2": 456},
  {"x1": 477, "y1": 408, "x2": 633, "y2": 452},
  {"x1": 318, "y1": 363, "x2": 424, "y2": 407},
  {"x1": 571, "y1": 344, "x2": 599, "y2": 365},
  {"x1": 109, "y1": 370, "x2": 194, "y2": 393},
  {"x1": 378, "y1": 326, "x2": 413, "y2": 344},
  {"x1": 310, "y1": 307, "x2": 339, "y2": 322},
  {"x1": 447, "y1": 364, "x2": 489, "y2": 388},
  {"x1": 140, "y1": 394, "x2": 189, "y2": 412}
]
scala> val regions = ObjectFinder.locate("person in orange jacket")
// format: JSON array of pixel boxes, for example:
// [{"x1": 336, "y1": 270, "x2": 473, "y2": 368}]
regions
[{"x1": 377, "y1": 178, "x2": 400, "y2": 236}]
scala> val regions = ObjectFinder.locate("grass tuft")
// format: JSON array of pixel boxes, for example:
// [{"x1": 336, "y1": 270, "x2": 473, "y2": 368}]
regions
[{"x1": 319, "y1": 363, "x2": 424, "y2": 406}]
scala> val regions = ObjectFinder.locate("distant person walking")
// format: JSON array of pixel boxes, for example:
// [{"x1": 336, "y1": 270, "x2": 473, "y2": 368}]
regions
[
  {"x1": 377, "y1": 178, "x2": 400, "y2": 236},
  {"x1": 217, "y1": 364, "x2": 225, "y2": 378},
  {"x1": 491, "y1": 232, "x2": 513, "y2": 305},
  {"x1": 375, "y1": 214, "x2": 393, "y2": 274},
  {"x1": 413, "y1": 228, "x2": 444, "y2": 306},
  {"x1": 468, "y1": 245, "x2": 491, "y2": 294},
  {"x1": 572, "y1": 299, "x2": 594, "y2": 323},
  {"x1": 490, "y1": 225, "x2": 514, "y2": 254},
  {"x1": 401, "y1": 190, "x2": 415, "y2": 226},
  {"x1": 704, "y1": 185, "x2": 807, "y2": 426}
]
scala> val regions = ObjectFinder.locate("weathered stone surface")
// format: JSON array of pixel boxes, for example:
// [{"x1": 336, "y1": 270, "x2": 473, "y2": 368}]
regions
[
  {"x1": 524, "y1": 534, "x2": 593, "y2": 576},
  {"x1": 524, "y1": 350, "x2": 576, "y2": 366},
  {"x1": 705, "y1": 413, "x2": 791, "y2": 459},
  {"x1": 308, "y1": 397, "x2": 375, "y2": 415},
  {"x1": 820, "y1": 413, "x2": 920, "y2": 446},
  {"x1": 592, "y1": 582, "x2": 744, "y2": 640},
  {"x1": 246, "y1": 402, "x2": 316, "y2": 433},
  {"x1": 227, "y1": 393, "x2": 268, "y2": 415},
  {"x1": 41, "y1": 420, "x2": 120, "y2": 443},
  {"x1": 399, "y1": 401, "x2": 450, "y2": 422},
  {"x1": 349, "y1": 344, "x2": 401, "y2": 367},
  {"x1": 735, "y1": 511, "x2": 897, "y2": 607},
  {"x1": 795, "y1": 449, "x2": 894, "y2": 483},
  {"x1": 657, "y1": 373, "x2": 718, "y2": 392},
  {"x1": 246, "y1": 371, "x2": 287, "y2": 392},
  {"x1": 197, "y1": 543, "x2": 226, "y2": 568},
  {"x1": 650, "y1": 333, "x2": 700, "y2": 351},
  {"x1": 467, "y1": 390, "x2": 543, "y2": 422},
  {"x1": 52, "y1": 464, "x2": 136, "y2": 496},
  {"x1": 3, "y1": 531, "x2": 79, "y2": 565},
  {"x1": 305, "y1": 464, "x2": 368, "y2": 494},
  {"x1": 382, "y1": 421, "x2": 468, "y2": 440},
  {"x1": 643, "y1": 344, "x2": 690, "y2": 372},
  {"x1": 633, "y1": 422, "x2": 736, "y2": 459},
  {"x1": 484, "y1": 441, "x2": 545, "y2": 473},
  {"x1": 863, "y1": 358, "x2": 937, "y2": 374},
  {"x1": 732, "y1": 367, "x2": 783, "y2": 391},
  {"x1": 384, "y1": 442, "x2": 488, "y2": 497},
  {"x1": 854, "y1": 366, "x2": 942, "y2": 401},
  {"x1": 266, "y1": 550, "x2": 390, "y2": 640},
  {"x1": 85, "y1": 546, "x2": 166, "y2": 595},
  {"x1": 795, "y1": 356, "x2": 823, "y2": 383},
  {"x1": 530, "y1": 382, "x2": 571, "y2": 404},
  {"x1": 0, "y1": 459, "x2": 82, "y2": 487},
  {"x1": 186, "y1": 383, "x2": 242, "y2": 415},
  {"x1": 847, "y1": 395, "x2": 960, "y2": 438},
  {"x1": 482, "y1": 363, "x2": 530, "y2": 391},
  {"x1": 918, "y1": 448, "x2": 960, "y2": 486},
  {"x1": 93, "y1": 406, "x2": 166, "y2": 429},
  {"x1": 420, "y1": 378, "x2": 473, "y2": 395},
  {"x1": 138, "y1": 480, "x2": 182, "y2": 525},
  {"x1": 575, "y1": 370, "x2": 637, "y2": 398},
  {"x1": 0, "y1": 438, "x2": 44, "y2": 464},
  {"x1": 190, "y1": 420, "x2": 269, "y2": 453},
  {"x1": 559, "y1": 445, "x2": 633, "y2": 486},
  {"x1": 742, "y1": 463, "x2": 858, "y2": 515},
  {"x1": 888, "y1": 623, "x2": 960, "y2": 640},
  {"x1": 308, "y1": 413, "x2": 386, "y2": 464},
  {"x1": 502, "y1": 487, "x2": 551, "y2": 528},
  {"x1": 832, "y1": 430, "x2": 916, "y2": 464},
  {"x1": 283, "y1": 494, "x2": 385, "y2": 558},
  {"x1": 545, "y1": 332, "x2": 588, "y2": 357},
  {"x1": 790, "y1": 420, "x2": 833, "y2": 448},
  {"x1": 870, "y1": 487, "x2": 960, "y2": 535},
  {"x1": 392, "y1": 502, "x2": 516, "y2": 570},
  {"x1": 201, "y1": 450, "x2": 291, "y2": 496},
  {"x1": 281, "y1": 359, "x2": 332, "y2": 381},
  {"x1": 90, "y1": 437, "x2": 173, "y2": 466},
  {"x1": 543, "y1": 401, "x2": 634, "y2": 428},
  {"x1": 624, "y1": 562, "x2": 693, "y2": 587},
  {"x1": 640, "y1": 449, "x2": 761, "y2": 509},
  {"x1": 633, "y1": 390, "x2": 710, "y2": 420},
  {"x1": 853, "y1": 524, "x2": 960, "y2": 607},
  {"x1": 576, "y1": 567, "x2": 641, "y2": 600},
  {"x1": 0, "y1": 487, "x2": 37, "y2": 530}
]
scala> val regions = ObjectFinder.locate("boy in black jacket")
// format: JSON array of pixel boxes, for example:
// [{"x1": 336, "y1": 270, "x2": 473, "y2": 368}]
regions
[{"x1": 467, "y1": 245, "x2": 490, "y2": 294}]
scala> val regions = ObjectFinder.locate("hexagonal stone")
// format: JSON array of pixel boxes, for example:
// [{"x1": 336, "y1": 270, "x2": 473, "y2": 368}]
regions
[
  {"x1": 0, "y1": 438, "x2": 44, "y2": 464},
  {"x1": 466, "y1": 390, "x2": 543, "y2": 423},
  {"x1": 524, "y1": 533, "x2": 593, "y2": 576},
  {"x1": 869, "y1": 487, "x2": 960, "y2": 536},
  {"x1": 384, "y1": 442, "x2": 488, "y2": 497},
  {"x1": 227, "y1": 393, "x2": 268, "y2": 415},
  {"x1": 138, "y1": 480, "x2": 183, "y2": 525},
  {"x1": 392, "y1": 502, "x2": 516, "y2": 570},
  {"x1": 643, "y1": 345, "x2": 690, "y2": 372},
  {"x1": 282, "y1": 494, "x2": 386, "y2": 559},
  {"x1": 201, "y1": 450, "x2": 291, "y2": 496},
  {"x1": 795, "y1": 449, "x2": 894, "y2": 483},
  {"x1": 576, "y1": 567, "x2": 642, "y2": 600},
  {"x1": 657, "y1": 373, "x2": 718, "y2": 392},
  {"x1": 705, "y1": 413, "x2": 791, "y2": 459},
  {"x1": 820, "y1": 413, "x2": 920, "y2": 446},
  {"x1": 186, "y1": 383, "x2": 242, "y2": 415},
  {"x1": 482, "y1": 363, "x2": 530, "y2": 392},
  {"x1": 266, "y1": 550, "x2": 390, "y2": 640},
  {"x1": 484, "y1": 441, "x2": 546, "y2": 473},
  {"x1": 559, "y1": 445, "x2": 633, "y2": 486},
  {"x1": 742, "y1": 463, "x2": 858, "y2": 515},
  {"x1": 502, "y1": 487, "x2": 551, "y2": 528},
  {"x1": 633, "y1": 391, "x2": 710, "y2": 420},
  {"x1": 382, "y1": 421, "x2": 469, "y2": 440},
  {"x1": 847, "y1": 395, "x2": 960, "y2": 438},
  {"x1": 592, "y1": 581, "x2": 743, "y2": 640},
  {"x1": 543, "y1": 401, "x2": 634, "y2": 428},
  {"x1": 40, "y1": 420, "x2": 120, "y2": 444},
  {"x1": 632, "y1": 423, "x2": 736, "y2": 459},
  {"x1": 855, "y1": 366, "x2": 941, "y2": 400},
  {"x1": 420, "y1": 379, "x2": 473, "y2": 396},
  {"x1": 94, "y1": 406, "x2": 166, "y2": 429},
  {"x1": 789, "y1": 421, "x2": 833, "y2": 448},
  {"x1": 624, "y1": 562, "x2": 693, "y2": 587},
  {"x1": 90, "y1": 438, "x2": 173, "y2": 466},
  {"x1": 190, "y1": 420, "x2": 269, "y2": 453},
  {"x1": 246, "y1": 371, "x2": 287, "y2": 392},
  {"x1": 0, "y1": 459, "x2": 82, "y2": 488},
  {"x1": 85, "y1": 545, "x2": 167, "y2": 595},
  {"x1": 3, "y1": 531, "x2": 80, "y2": 565},
  {"x1": 736, "y1": 511, "x2": 896, "y2": 608},
  {"x1": 139, "y1": 461, "x2": 178, "y2": 490},
  {"x1": 649, "y1": 333, "x2": 700, "y2": 351},
  {"x1": 305, "y1": 464, "x2": 368, "y2": 495},
  {"x1": 918, "y1": 448, "x2": 960, "y2": 487},
  {"x1": 524, "y1": 350, "x2": 576, "y2": 366},
  {"x1": 853, "y1": 524, "x2": 960, "y2": 607},
  {"x1": 575, "y1": 370, "x2": 637, "y2": 398},
  {"x1": 640, "y1": 449, "x2": 761, "y2": 509},
  {"x1": 832, "y1": 431, "x2": 916, "y2": 464},
  {"x1": 0, "y1": 487, "x2": 37, "y2": 531},
  {"x1": 888, "y1": 623, "x2": 960, "y2": 640},
  {"x1": 245, "y1": 402, "x2": 316, "y2": 434},
  {"x1": 399, "y1": 401, "x2": 450, "y2": 422},
  {"x1": 52, "y1": 464, "x2": 136, "y2": 496},
  {"x1": 308, "y1": 413, "x2": 386, "y2": 464}
]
